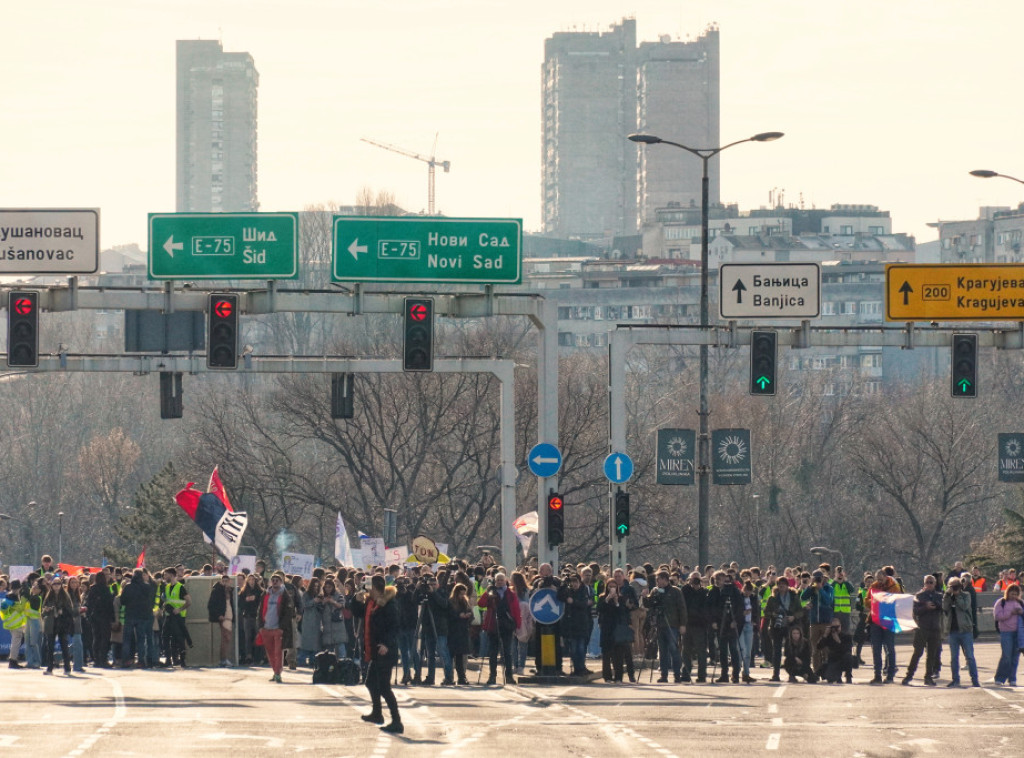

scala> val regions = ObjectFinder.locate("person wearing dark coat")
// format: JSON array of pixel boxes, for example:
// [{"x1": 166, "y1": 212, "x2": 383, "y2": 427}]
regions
[
  {"x1": 414, "y1": 572, "x2": 454, "y2": 685},
  {"x1": 783, "y1": 625, "x2": 818, "y2": 683},
  {"x1": 447, "y1": 584, "x2": 474, "y2": 685},
  {"x1": 764, "y1": 577, "x2": 804, "y2": 682},
  {"x1": 681, "y1": 572, "x2": 711, "y2": 682},
  {"x1": 597, "y1": 583, "x2": 633, "y2": 682},
  {"x1": 206, "y1": 574, "x2": 235, "y2": 666},
  {"x1": 360, "y1": 576, "x2": 403, "y2": 734},
  {"x1": 816, "y1": 619, "x2": 854, "y2": 683},
  {"x1": 41, "y1": 576, "x2": 74, "y2": 675},
  {"x1": 642, "y1": 571, "x2": 687, "y2": 683},
  {"x1": 559, "y1": 574, "x2": 594, "y2": 676},
  {"x1": 85, "y1": 570, "x2": 116, "y2": 668},
  {"x1": 709, "y1": 570, "x2": 746, "y2": 683},
  {"x1": 121, "y1": 569, "x2": 156, "y2": 668},
  {"x1": 394, "y1": 579, "x2": 420, "y2": 684}
]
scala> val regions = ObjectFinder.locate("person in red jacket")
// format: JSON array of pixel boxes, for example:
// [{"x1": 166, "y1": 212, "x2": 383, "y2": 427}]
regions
[{"x1": 477, "y1": 572, "x2": 521, "y2": 686}]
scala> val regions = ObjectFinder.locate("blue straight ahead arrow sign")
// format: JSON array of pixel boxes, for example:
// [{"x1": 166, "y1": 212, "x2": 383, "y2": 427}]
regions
[{"x1": 603, "y1": 452, "x2": 634, "y2": 484}]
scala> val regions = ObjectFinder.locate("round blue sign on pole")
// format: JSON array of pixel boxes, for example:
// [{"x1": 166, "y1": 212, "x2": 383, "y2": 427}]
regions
[
  {"x1": 528, "y1": 443, "x2": 563, "y2": 478},
  {"x1": 603, "y1": 452, "x2": 634, "y2": 483},
  {"x1": 529, "y1": 587, "x2": 565, "y2": 624}
]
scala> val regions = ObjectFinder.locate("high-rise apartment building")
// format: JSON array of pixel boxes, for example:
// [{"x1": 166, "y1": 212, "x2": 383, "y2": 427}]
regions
[
  {"x1": 176, "y1": 40, "x2": 259, "y2": 213},
  {"x1": 542, "y1": 19, "x2": 719, "y2": 239}
]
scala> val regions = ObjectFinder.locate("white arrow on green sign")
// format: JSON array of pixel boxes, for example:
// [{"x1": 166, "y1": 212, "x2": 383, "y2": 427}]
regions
[
  {"x1": 333, "y1": 216, "x2": 522, "y2": 284},
  {"x1": 148, "y1": 213, "x2": 298, "y2": 280}
]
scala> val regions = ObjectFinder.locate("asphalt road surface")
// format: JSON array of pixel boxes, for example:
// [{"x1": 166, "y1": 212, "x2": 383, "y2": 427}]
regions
[{"x1": 3, "y1": 639, "x2": 1022, "y2": 757}]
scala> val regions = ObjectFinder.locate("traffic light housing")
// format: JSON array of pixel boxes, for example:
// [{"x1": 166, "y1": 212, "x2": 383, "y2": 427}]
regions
[
  {"x1": 331, "y1": 372, "x2": 355, "y2": 419},
  {"x1": 403, "y1": 297, "x2": 434, "y2": 372},
  {"x1": 207, "y1": 293, "x2": 239, "y2": 369},
  {"x1": 547, "y1": 491, "x2": 564, "y2": 546},
  {"x1": 7, "y1": 291, "x2": 39, "y2": 367},
  {"x1": 614, "y1": 490, "x2": 630, "y2": 538},
  {"x1": 750, "y1": 330, "x2": 777, "y2": 396},
  {"x1": 951, "y1": 333, "x2": 978, "y2": 398}
]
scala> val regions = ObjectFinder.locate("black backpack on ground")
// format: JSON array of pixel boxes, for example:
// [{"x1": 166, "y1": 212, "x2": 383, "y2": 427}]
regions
[
  {"x1": 313, "y1": 651, "x2": 339, "y2": 684},
  {"x1": 336, "y1": 657, "x2": 361, "y2": 686}
]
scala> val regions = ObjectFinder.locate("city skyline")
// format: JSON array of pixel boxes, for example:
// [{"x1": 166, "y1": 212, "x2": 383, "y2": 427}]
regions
[{"x1": 2, "y1": 1, "x2": 1024, "y2": 251}]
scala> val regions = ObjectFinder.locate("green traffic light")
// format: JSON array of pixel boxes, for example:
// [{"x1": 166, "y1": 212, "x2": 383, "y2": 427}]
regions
[
  {"x1": 957, "y1": 378, "x2": 971, "y2": 392},
  {"x1": 616, "y1": 523, "x2": 628, "y2": 535},
  {"x1": 756, "y1": 376, "x2": 771, "y2": 390}
]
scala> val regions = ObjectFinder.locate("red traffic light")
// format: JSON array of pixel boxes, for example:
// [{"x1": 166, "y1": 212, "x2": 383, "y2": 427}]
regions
[
  {"x1": 13, "y1": 298, "x2": 33, "y2": 316},
  {"x1": 214, "y1": 299, "x2": 234, "y2": 319},
  {"x1": 548, "y1": 495, "x2": 563, "y2": 510},
  {"x1": 409, "y1": 303, "x2": 428, "y2": 322}
]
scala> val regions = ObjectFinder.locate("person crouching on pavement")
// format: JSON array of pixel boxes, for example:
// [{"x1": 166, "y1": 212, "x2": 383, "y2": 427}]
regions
[
  {"x1": 816, "y1": 618, "x2": 853, "y2": 683},
  {"x1": 783, "y1": 625, "x2": 817, "y2": 683},
  {"x1": 360, "y1": 575, "x2": 403, "y2": 734}
]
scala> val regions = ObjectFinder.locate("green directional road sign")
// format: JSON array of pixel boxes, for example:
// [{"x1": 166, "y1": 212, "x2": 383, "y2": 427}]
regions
[
  {"x1": 333, "y1": 216, "x2": 522, "y2": 284},
  {"x1": 148, "y1": 213, "x2": 298, "y2": 280}
]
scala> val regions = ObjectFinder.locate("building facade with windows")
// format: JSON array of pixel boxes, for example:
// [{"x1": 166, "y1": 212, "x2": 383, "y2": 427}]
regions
[
  {"x1": 176, "y1": 40, "x2": 259, "y2": 213},
  {"x1": 541, "y1": 19, "x2": 719, "y2": 240}
]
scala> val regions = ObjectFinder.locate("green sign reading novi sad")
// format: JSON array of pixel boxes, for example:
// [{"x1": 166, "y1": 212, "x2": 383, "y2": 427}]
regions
[
  {"x1": 333, "y1": 216, "x2": 522, "y2": 284},
  {"x1": 148, "y1": 213, "x2": 298, "y2": 280}
]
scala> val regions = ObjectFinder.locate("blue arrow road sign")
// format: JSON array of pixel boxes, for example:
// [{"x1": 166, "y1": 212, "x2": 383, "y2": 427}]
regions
[
  {"x1": 528, "y1": 443, "x2": 562, "y2": 478},
  {"x1": 604, "y1": 452, "x2": 634, "y2": 484},
  {"x1": 529, "y1": 588, "x2": 565, "y2": 624}
]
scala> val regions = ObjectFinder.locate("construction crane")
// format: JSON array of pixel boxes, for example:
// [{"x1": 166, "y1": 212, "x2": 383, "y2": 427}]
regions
[{"x1": 360, "y1": 135, "x2": 450, "y2": 215}]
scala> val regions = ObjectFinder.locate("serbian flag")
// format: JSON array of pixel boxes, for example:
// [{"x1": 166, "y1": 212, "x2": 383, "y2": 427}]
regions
[
  {"x1": 136, "y1": 547, "x2": 146, "y2": 569},
  {"x1": 871, "y1": 591, "x2": 917, "y2": 633},
  {"x1": 208, "y1": 466, "x2": 234, "y2": 512},
  {"x1": 175, "y1": 482, "x2": 248, "y2": 559}
]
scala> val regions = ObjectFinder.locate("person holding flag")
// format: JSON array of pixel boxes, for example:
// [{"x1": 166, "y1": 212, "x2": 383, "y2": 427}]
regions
[{"x1": 867, "y1": 568, "x2": 902, "y2": 684}]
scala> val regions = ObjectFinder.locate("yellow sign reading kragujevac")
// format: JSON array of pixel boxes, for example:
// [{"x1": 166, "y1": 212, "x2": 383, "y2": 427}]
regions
[{"x1": 885, "y1": 263, "x2": 1024, "y2": 321}]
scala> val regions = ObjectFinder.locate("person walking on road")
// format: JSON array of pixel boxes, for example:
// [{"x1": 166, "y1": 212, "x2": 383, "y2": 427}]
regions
[
  {"x1": 359, "y1": 575, "x2": 403, "y2": 734},
  {"x1": 902, "y1": 575, "x2": 943, "y2": 686},
  {"x1": 943, "y1": 577, "x2": 980, "y2": 688},
  {"x1": 259, "y1": 572, "x2": 293, "y2": 683},
  {"x1": 993, "y1": 583, "x2": 1023, "y2": 686}
]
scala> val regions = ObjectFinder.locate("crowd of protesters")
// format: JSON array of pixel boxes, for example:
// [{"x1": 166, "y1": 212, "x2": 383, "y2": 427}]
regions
[{"x1": 2, "y1": 553, "x2": 1023, "y2": 691}]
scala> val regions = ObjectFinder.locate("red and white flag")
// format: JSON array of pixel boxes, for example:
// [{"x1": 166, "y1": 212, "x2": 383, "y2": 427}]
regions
[
  {"x1": 208, "y1": 465, "x2": 234, "y2": 512},
  {"x1": 136, "y1": 547, "x2": 146, "y2": 568}
]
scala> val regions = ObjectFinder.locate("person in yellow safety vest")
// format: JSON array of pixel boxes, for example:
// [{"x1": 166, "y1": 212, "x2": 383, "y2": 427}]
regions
[
  {"x1": 161, "y1": 567, "x2": 191, "y2": 668},
  {"x1": 1, "y1": 580, "x2": 28, "y2": 668},
  {"x1": 471, "y1": 567, "x2": 488, "y2": 660},
  {"x1": 758, "y1": 578, "x2": 774, "y2": 668},
  {"x1": 830, "y1": 567, "x2": 856, "y2": 635}
]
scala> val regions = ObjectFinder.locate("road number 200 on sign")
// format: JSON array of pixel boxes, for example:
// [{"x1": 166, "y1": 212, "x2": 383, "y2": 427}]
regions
[{"x1": 922, "y1": 284, "x2": 951, "y2": 301}]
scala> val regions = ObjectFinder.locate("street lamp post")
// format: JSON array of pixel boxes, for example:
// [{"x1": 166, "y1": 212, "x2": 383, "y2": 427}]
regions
[
  {"x1": 969, "y1": 169, "x2": 1024, "y2": 186},
  {"x1": 628, "y1": 131, "x2": 783, "y2": 567},
  {"x1": 58, "y1": 511, "x2": 64, "y2": 564}
]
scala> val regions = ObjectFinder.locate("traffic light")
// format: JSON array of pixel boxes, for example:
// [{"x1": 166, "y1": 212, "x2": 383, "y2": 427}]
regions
[
  {"x1": 951, "y1": 333, "x2": 978, "y2": 398},
  {"x1": 749, "y1": 330, "x2": 777, "y2": 396},
  {"x1": 614, "y1": 490, "x2": 630, "y2": 538},
  {"x1": 403, "y1": 297, "x2": 434, "y2": 372},
  {"x1": 207, "y1": 293, "x2": 239, "y2": 369},
  {"x1": 7, "y1": 291, "x2": 39, "y2": 367},
  {"x1": 331, "y1": 372, "x2": 355, "y2": 419},
  {"x1": 547, "y1": 491, "x2": 564, "y2": 546}
]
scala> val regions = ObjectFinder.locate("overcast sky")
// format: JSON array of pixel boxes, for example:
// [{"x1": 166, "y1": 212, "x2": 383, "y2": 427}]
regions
[{"x1": 2, "y1": 0, "x2": 1023, "y2": 250}]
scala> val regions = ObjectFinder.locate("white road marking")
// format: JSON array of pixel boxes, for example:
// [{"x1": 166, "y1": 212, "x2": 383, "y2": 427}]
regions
[
  {"x1": 771, "y1": 717, "x2": 783, "y2": 726},
  {"x1": 0, "y1": 735, "x2": 21, "y2": 747},
  {"x1": 772, "y1": 685, "x2": 787, "y2": 698},
  {"x1": 59, "y1": 679, "x2": 127, "y2": 758},
  {"x1": 767, "y1": 703, "x2": 778, "y2": 714},
  {"x1": 766, "y1": 733, "x2": 780, "y2": 750},
  {"x1": 983, "y1": 686, "x2": 1024, "y2": 713}
]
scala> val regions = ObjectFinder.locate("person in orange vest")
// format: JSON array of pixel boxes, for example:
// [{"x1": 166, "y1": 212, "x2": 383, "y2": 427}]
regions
[
  {"x1": 970, "y1": 567, "x2": 988, "y2": 592},
  {"x1": 996, "y1": 568, "x2": 1019, "y2": 592}
]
